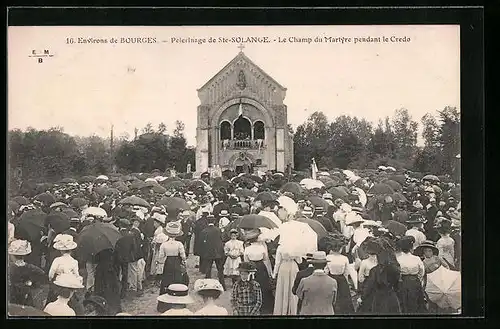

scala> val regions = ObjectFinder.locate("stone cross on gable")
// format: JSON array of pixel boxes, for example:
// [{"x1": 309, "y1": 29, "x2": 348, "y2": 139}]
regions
[{"x1": 238, "y1": 43, "x2": 245, "y2": 52}]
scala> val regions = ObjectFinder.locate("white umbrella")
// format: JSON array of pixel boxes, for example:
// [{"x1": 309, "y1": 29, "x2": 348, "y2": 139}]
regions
[
  {"x1": 277, "y1": 195, "x2": 298, "y2": 215},
  {"x1": 145, "y1": 178, "x2": 157, "y2": 183},
  {"x1": 318, "y1": 171, "x2": 330, "y2": 177},
  {"x1": 425, "y1": 266, "x2": 461, "y2": 310},
  {"x1": 154, "y1": 176, "x2": 167, "y2": 182},
  {"x1": 279, "y1": 220, "x2": 318, "y2": 257},
  {"x1": 299, "y1": 178, "x2": 325, "y2": 190},
  {"x1": 343, "y1": 170, "x2": 355, "y2": 178},
  {"x1": 96, "y1": 175, "x2": 109, "y2": 181},
  {"x1": 386, "y1": 166, "x2": 396, "y2": 172},
  {"x1": 377, "y1": 166, "x2": 387, "y2": 171},
  {"x1": 353, "y1": 187, "x2": 367, "y2": 207},
  {"x1": 82, "y1": 207, "x2": 108, "y2": 218}
]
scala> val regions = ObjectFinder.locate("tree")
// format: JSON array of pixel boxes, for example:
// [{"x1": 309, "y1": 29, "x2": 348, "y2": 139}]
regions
[
  {"x1": 421, "y1": 113, "x2": 440, "y2": 148},
  {"x1": 392, "y1": 108, "x2": 418, "y2": 160},
  {"x1": 173, "y1": 120, "x2": 185, "y2": 138},
  {"x1": 157, "y1": 122, "x2": 167, "y2": 135},
  {"x1": 142, "y1": 123, "x2": 154, "y2": 134},
  {"x1": 437, "y1": 106, "x2": 460, "y2": 174}
]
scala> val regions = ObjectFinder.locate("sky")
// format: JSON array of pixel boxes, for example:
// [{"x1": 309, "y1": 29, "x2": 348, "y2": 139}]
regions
[{"x1": 8, "y1": 25, "x2": 460, "y2": 146}]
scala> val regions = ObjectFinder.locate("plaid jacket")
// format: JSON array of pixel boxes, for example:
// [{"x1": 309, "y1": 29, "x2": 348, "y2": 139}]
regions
[{"x1": 230, "y1": 280, "x2": 262, "y2": 316}]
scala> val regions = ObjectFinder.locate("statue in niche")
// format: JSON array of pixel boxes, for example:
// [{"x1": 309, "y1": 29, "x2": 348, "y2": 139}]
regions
[{"x1": 236, "y1": 70, "x2": 246, "y2": 90}]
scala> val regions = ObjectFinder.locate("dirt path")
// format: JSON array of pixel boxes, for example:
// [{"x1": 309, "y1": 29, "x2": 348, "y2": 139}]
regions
[{"x1": 121, "y1": 254, "x2": 233, "y2": 315}]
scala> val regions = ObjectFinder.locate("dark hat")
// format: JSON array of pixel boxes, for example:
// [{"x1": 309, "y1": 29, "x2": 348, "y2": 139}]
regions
[
  {"x1": 118, "y1": 218, "x2": 131, "y2": 228},
  {"x1": 237, "y1": 262, "x2": 257, "y2": 272},
  {"x1": 396, "y1": 236, "x2": 415, "y2": 251},
  {"x1": 414, "y1": 240, "x2": 439, "y2": 257}
]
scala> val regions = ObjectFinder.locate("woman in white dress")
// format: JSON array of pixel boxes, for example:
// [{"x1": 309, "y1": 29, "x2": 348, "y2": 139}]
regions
[
  {"x1": 271, "y1": 244, "x2": 301, "y2": 315},
  {"x1": 150, "y1": 213, "x2": 167, "y2": 278},
  {"x1": 45, "y1": 234, "x2": 84, "y2": 314},
  {"x1": 44, "y1": 273, "x2": 84, "y2": 316},
  {"x1": 194, "y1": 279, "x2": 229, "y2": 315},
  {"x1": 157, "y1": 284, "x2": 194, "y2": 316},
  {"x1": 223, "y1": 229, "x2": 244, "y2": 285}
]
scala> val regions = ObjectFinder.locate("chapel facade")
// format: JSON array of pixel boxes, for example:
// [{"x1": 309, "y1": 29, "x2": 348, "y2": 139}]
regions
[{"x1": 195, "y1": 49, "x2": 294, "y2": 174}]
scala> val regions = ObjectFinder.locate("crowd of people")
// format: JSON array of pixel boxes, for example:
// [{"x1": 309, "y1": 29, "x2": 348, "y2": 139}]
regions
[{"x1": 7, "y1": 166, "x2": 462, "y2": 316}]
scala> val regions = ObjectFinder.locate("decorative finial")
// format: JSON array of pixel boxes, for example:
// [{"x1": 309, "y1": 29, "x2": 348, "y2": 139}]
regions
[{"x1": 238, "y1": 43, "x2": 245, "y2": 52}]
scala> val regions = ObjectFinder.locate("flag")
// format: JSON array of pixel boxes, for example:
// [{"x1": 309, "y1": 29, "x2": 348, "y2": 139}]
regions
[{"x1": 311, "y1": 158, "x2": 318, "y2": 180}]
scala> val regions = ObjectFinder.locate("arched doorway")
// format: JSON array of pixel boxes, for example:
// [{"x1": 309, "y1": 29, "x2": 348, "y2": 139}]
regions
[
  {"x1": 233, "y1": 116, "x2": 251, "y2": 140},
  {"x1": 253, "y1": 120, "x2": 265, "y2": 140},
  {"x1": 220, "y1": 121, "x2": 231, "y2": 140}
]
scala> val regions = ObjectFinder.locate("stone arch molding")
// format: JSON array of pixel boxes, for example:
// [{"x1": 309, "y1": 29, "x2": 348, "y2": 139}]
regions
[
  {"x1": 228, "y1": 151, "x2": 256, "y2": 167},
  {"x1": 212, "y1": 97, "x2": 274, "y2": 128}
]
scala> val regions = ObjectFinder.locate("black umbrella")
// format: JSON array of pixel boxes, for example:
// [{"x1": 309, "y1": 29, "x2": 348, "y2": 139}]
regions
[
  {"x1": 76, "y1": 222, "x2": 122, "y2": 259},
  {"x1": 34, "y1": 192, "x2": 56, "y2": 205},
  {"x1": 46, "y1": 212, "x2": 71, "y2": 234},
  {"x1": 12, "y1": 196, "x2": 29, "y2": 205},
  {"x1": 15, "y1": 209, "x2": 47, "y2": 242}
]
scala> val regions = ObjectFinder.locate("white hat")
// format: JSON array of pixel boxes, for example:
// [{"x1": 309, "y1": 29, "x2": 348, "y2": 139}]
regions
[
  {"x1": 378, "y1": 166, "x2": 387, "y2": 170},
  {"x1": 8, "y1": 239, "x2": 32, "y2": 256},
  {"x1": 194, "y1": 279, "x2": 224, "y2": 293},
  {"x1": 345, "y1": 212, "x2": 365, "y2": 226},
  {"x1": 96, "y1": 175, "x2": 109, "y2": 181},
  {"x1": 219, "y1": 209, "x2": 229, "y2": 216},
  {"x1": 153, "y1": 232, "x2": 169, "y2": 244},
  {"x1": 302, "y1": 206, "x2": 313, "y2": 215},
  {"x1": 53, "y1": 234, "x2": 77, "y2": 251},
  {"x1": 164, "y1": 221, "x2": 183, "y2": 237},
  {"x1": 53, "y1": 273, "x2": 84, "y2": 289},
  {"x1": 322, "y1": 193, "x2": 333, "y2": 200},
  {"x1": 157, "y1": 284, "x2": 193, "y2": 304},
  {"x1": 152, "y1": 212, "x2": 166, "y2": 224},
  {"x1": 340, "y1": 203, "x2": 352, "y2": 213},
  {"x1": 386, "y1": 166, "x2": 396, "y2": 172}
]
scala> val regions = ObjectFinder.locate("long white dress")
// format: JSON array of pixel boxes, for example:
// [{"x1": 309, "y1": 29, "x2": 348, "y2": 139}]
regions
[{"x1": 272, "y1": 245, "x2": 301, "y2": 315}]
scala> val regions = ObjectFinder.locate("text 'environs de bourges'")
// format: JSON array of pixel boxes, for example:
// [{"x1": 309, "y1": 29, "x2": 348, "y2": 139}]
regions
[{"x1": 67, "y1": 36, "x2": 411, "y2": 45}]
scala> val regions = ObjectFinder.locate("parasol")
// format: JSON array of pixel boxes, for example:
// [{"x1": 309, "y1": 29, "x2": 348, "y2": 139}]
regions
[
  {"x1": 151, "y1": 185, "x2": 167, "y2": 194},
  {"x1": 163, "y1": 180, "x2": 186, "y2": 190},
  {"x1": 82, "y1": 207, "x2": 108, "y2": 218},
  {"x1": 130, "y1": 180, "x2": 147, "y2": 190},
  {"x1": 280, "y1": 182, "x2": 304, "y2": 196},
  {"x1": 307, "y1": 196, "x2": 330, "y2": 209},
  {"x1": 119, "y1": 196, "x2": 150, "y2": 208},
  {"x1": 95, "y1": 175, "x2": 109, "y2": 181},
  {"x1": 299, "y1": 178, "x2": 325, "y2": 190},
  {"x1": 12, "y1": 196, "x2": 29, "y2": 205},
  {"x1": 383, "y1": 180, "x2": 403, "y2": 192},
  {"x1": 296, "y1": 217, "x2": 328, "y2": 240},
  {"x1": 277, "y1": 195, "x2": 298, "y2": 215},
  {"x1": 234, "y1": 188, "x2": 257, "y2": 199},
  {"x1": 34, "y1": 192, "x2": 56, "y2": 205},
  {"x1": 328, "y1": 186, "x2": 349, "y2": 200},
  {"x1": 46, "y1": 212, "x2": 71, "y2": 234},
  {"x1": 255, "y1": 191, "x2": 278, "y2": 202},
  {"x1": 71, "y1": 197, "x2": 88, "y2": 208},
  {"x1": 62, "y1": 208, "x2": 79, "y2": 219},
  {"x1": 278, "y1": 220, "x2": 318, "y2": 257},
  {"x1": 158, "y1": 197, "x2": 190, "y2": 211},
  {"x1": 368, "y1": 183, "x2": 395, "y2": 195},
  {"x1": 388, "y1": 175, "x2": 406, "y2": 186},
  {"x1": 76, "y1": 222, "x2": 121, "y2": 259},
  {"x1": 8, "y1": 304, "x2": 51, "y2": 317},
  {"x1": 14, "y1": 209, "x2": 47, "y2": 242},
  {"x1": 343, "y1": 170, "x2": 356, "y2": 178},
  {"x1": 238, "y1": 214, "x2": 279, "y2": 229},
  {"x1": 353, "y1": 187, "x2": 368, "y2": 207},
  {"x1": 425, "y1": 266, "x2": 461, "y2": 310},
  {"x1": 422, "y1": 175, "x2": 440, "y2": 183}
]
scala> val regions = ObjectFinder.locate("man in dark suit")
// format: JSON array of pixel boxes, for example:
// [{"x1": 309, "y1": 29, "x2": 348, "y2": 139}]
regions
[
  {"x1": 313, "y1": 207, "x2": 335, "y2": 232},
  {"x1": 113, "y1": 219, "x2": 139, "y2": 298},
  {"x1": 292, "y1": 253, "x2": 314, "y2": 311},
  {"x1": 193, "y1": 209, "x2": 209, "y2": 272},
  {"x1": 200, "y1": 214, "x2": 226, "y2": 290}
]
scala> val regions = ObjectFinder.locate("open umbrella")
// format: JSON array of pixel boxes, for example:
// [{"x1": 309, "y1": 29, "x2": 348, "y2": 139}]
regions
[
  {"x1": 34, "y1": 192, "x2": 56, "y2": 205},
  {"x1": 238, "y1": 214, "x2": 279, "y2": 229},
  {"x1": 384, "y1": 180, "x2": 403, "y2": 192},
  {"x1": 76, "y1": 222, "x2": 121, "y2": 259},
  {"x1": 300, "y1": 179, "x2": 325, "y2": 190},
  {"x1": 46, "y1": 212, "x2": 71, "y2": 234},
  {"x1": 95, "y1": 175, "x2": 109, "y2": 181},
  {"x1": 14, "y1": 209, "x2": 46, "y2": 241},
  {"x1": 212, "y1": 179, "x2": 232, "y2": 190},
  {"x1": 8, "y1": 304, "x2": 51, "y2": 317},
  {"x1": 62, "y1": 208, "x2": 79, "y2": 219},
  {"x1": 188, "y1": 179, "x2": 209, "y2": 190},
  {"x1": 151, "y1": 185, "x2": 167, "y2": 194},
  {"x1": 307, "y1": 196, "x2": 330, "y2": 209},
  {"x1": 82, "y1": 207, "x2": 108, "y2": 218},
  {"x1": 280, "y1": 182, "x2": 304, "y2": 196},
  {"x1": 12, "y1": 196, "x2": 29, "y2": 206},
  {"x1": 450, "y1": 187, "x2": 461, "y2": 200},
  {"x1": 234, "y1": 188, "x2": 257, "y2": 199},
  {"x1": 388, "y1": 175, "x2": 406, "y2": 186},
  {"x1": 422, "y1": 175, "x2": 440, "y2": 183},
  {"x1": 163, "y1": 180, "x2": 186, "y2": 190},
  {"x1": 119, "y1": 196, "x2": 150, "y2": 208},
  {"x1": 255, "y1": 191, "x2": 278, "y2": 202},
  {"x1": 328, "y1": 186, "x2": 349, "y2": 200},
  {"x1": 425, "y1": 267, "x2": 461, "y2": 310},
  {"x1": 277, "y1": 195, "x2": 298, "y2": 215},
  {"x1": 391, "y1": 192, "x2": 408, "y2": 203},
  {"x1": 158, "y1": 197, "x2": 190, "y2": 211},
  {"x1": 296, "y1": 217, "x2": 328, "y2": 240},
  {"x1": 71, "y1": 197, "x2": 88, "y2": 208},
  {"x1": 368, "y1": 183, "x2": 395, "y2": 195},
  {"x1": 279, "y1": 220, "x2": 318, "y2": 257},
  {"x1": 130, "y1": 180, "x2": 147, "y2": 190}
]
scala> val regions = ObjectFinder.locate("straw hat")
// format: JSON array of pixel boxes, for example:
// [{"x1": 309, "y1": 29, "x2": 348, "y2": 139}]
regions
[
  {"x1": 164, "y1": 221, "x2": 183, "y2": 237},
  {"x1": 345, "y1": 212, "x2": 364, "y2": 226},
  {"x1": 53, "y1": 234, "x2": 77, "y2": 251},
  {"x1": 308, "y1": 251, "x2": 328, "y2": 264},
  {"x1": 152, "y1": 212, "x2": 167, "y2": 224},
  {"x1": 194, "y1": 279, "x2": 224, "y2": 293},
  {"x1": 157, "y1": 284, "x2": 193, "y2": 304},
  {"x1": 54, "y1": 273, "x2": 84, "y2": 289},
  {"x1": 8, "y1": 239, "x2": 32, "y2": 256},
  {"x1": 414, "y1": 240, "x2": 439, "y2": 257}
]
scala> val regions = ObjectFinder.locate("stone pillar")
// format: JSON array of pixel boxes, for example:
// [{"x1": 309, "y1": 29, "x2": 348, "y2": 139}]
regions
[
  {"x1": 276, "y1": 128, "x2": 285, "y2": 172},
  {"x1": 196, "y1": 127, "x2": 209, "y2": 173}
]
